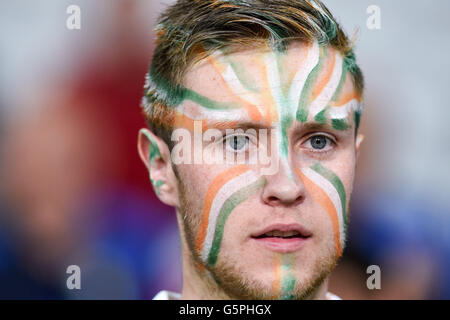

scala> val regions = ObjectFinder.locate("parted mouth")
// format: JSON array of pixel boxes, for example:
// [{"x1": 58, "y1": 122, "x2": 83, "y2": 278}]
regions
[{"x1": 251, "y1": 223, "x2": 312, "y2": 239}]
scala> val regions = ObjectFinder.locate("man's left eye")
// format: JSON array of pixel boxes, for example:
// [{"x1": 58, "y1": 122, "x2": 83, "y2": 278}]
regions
[
  {"x1": 226, "y1": 135, "x2": 249, "y2": 151},
  {"x1": 305, "y1": 135, "x2": 333, "y2": 150}
]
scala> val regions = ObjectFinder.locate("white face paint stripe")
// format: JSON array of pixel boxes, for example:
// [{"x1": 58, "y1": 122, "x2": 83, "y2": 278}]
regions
[
  {"x1": 264, "y1": 52, "x2": 295, "y2": 179},
  {"x1": 288, "y1": 41, "x2": 320, "y2": 118},
  {"x1": 222, "y1": 64, "x2": 262, "y2": 107},
  {"x1": 301, "y1": 167, "x2": 345, "y2": 247},
  {"x1": 179, "y1": 41, "x2": 338, "y2": 126},
  {"x1": 179, "y1": 103, "x2": 247, "y2": 121},
  {"x1": 308, "y1": 52, "x2": 343, "y2": 118},
  {"x1": 201, "y1": 170, "x2": 260, "y2": 261},
  {"x1": 328, "y1": 99, "x2": 361, "y2": 120},
  {"x1": 212, "y1": 52, "x2": 266, "y2": 119},
  {"x1": 264, "y1": 52, "x2": 285, "y2": 112}
]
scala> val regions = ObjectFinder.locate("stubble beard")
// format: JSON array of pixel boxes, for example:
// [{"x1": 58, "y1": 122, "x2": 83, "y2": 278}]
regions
[{"x1": 176, "y1": 173, "x2": 342, "y2": 300}]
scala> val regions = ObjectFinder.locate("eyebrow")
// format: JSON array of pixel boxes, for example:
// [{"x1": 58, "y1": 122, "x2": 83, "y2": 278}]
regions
[
  {"x1": 292, "y1": 120, "x2": 353, "y2": 133},
  {"x1": 206, "y1": 119, "x2": 353, "y2": 133},
  {"x1": 207, "y1": 120, "x2": 272, "y2": 131}
]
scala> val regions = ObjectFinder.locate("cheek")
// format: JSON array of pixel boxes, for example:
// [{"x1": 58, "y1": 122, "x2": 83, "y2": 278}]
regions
[
  {"x1": 177, "y1": 164, "x2": 218, "y2": 234},
  {"x1": 297, "y1": 157, "x2": 353, "y2": 256},
  {"x1": 178, "y1": 164, "x2": 216, "y2": 198},
  {"x1": 323, "y1": 150, "x2": 356, "y2": 196},
  {"x1": 187, "y1": 164, "x2": 264, "y2": 265}
]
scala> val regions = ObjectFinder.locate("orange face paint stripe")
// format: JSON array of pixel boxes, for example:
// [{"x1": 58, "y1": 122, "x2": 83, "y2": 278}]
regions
[
  {"x1": 253, "y1": 53, "x2": 279, "y2": 126},
  {"x1": 282, "y1": 42, "x2": 310, "y2": 95},
  {"x1": 195, "y1": 164, "x2": 250, "y2": 252},
  {"x1": 272, "y1": 254, "x2": 283, "y2": 294},
  {"x1": 311, "y1": 47, "x2": 336, "y2": 102},
  {"x1": 174, "y1": 111, "x2": 209, "y2": 132},
  {"x1": 206, "y1": 55, "x2": 263, "y2": 122},
  {"x1": 296, "y1": 168, "x2": 342, "y2": 256},
  {"x1": 329, "y1": 90, "x2": 362, "y2": 107}
]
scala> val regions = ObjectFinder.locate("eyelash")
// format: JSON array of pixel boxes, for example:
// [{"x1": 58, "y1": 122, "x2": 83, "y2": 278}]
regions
[
  {"x1": 302, "y1": 134, "x2": 337, "y2": 155},
  {"x1": 223, "y1": 134, "x2": 254, "y2": 152},
  {"x1": 221, "y1": 132, "x2": 337, "y2": 156}
]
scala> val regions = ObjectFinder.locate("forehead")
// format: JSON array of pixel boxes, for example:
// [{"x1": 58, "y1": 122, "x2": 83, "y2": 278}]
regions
[
  {"x1": 184, "y1": 42, "x2": 313, "y2": 100},
  {"x1": 179, "y1": 41, "x2": 360, "y2": 127}
]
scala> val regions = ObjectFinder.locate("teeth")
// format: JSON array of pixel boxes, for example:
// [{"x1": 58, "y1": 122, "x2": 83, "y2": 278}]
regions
[
  {"x1": 284, "y1": 230, "x2": 299, "y2": 237},
  {"x1": 264, "y1": 230, "x2": 299, "y2": 237}
]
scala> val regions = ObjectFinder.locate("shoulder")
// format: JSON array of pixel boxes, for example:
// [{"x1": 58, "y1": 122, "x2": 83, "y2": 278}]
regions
[
  {"x1": 153, "y1": 290, "x2": 181, "y2": 300},
  {"x1": 326, "y1": 292, "x2": 342, "y2": 300}
]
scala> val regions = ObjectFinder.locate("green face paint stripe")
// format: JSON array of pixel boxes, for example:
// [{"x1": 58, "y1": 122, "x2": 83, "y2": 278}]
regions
[
  {"x1": 308, "y1": 50, "x2": 343, "y2": 119},
  {"x1": 275, "y1": 51, "x2": 291, "y2": 98},
  {"x1": 154, "y1": 180, "x2": 164, "y2": 188},
  {"x1": 280, "y1": 254, "x2": 296, "y2": 300},
  {"x1": 180, "y1": 87, "x2": 240, "y2": 111},
  {"x1": 147, "y1": 66, "x2": 241, "y2": 111},
  {"x1": 296, "y1": 45, "x2": 324, "y2": 122},
  {"x1": 280, "y1": 114, "x2": 292, "y2": 159},
  {"x1": 274, "y1": 52, "x2": 293, "y2": 161},
  {"x1": 332, "y1": 118, "x2": 349, "y2": 131},
  {"x1": 311, "y1": 163, "x2": 347, "y2": 227},
  {"x1": 141, "y1": 130, "x2": 161, "y2": 163},
  {"x1": 225, "y1": 56, "x2": 259, "y2": 93},
  {"x1": 264, "y1": 51, "x2": 293, "y2": 162},
  {"x1": 142, "y1": 129, "x2": 163, "y2": 195},
  {"x1": 207, "y1": 177, "x2": 266, "y2": 266},
  {"x1": 322, "y1": 59, "x2": 353, "y2": 133},
  {"x1": 149, "y1": 139, "x2": 161, "y2": 163},
  {"x1": 150, "y1": 178, "x2": 164, "y2": 195},
  {"x1": 280, "y1": 106, "x2": 293, "y2": 163},
  {"x1": 329, "y1": 62, "x2": 348, "y2": 103},
  {"x1": 296, "y1": 107, "x2": 308, "y2": 123},
  {"x1": 314, "y1": 107, "x2": 328, "y2": 124},
  {"x1": 200, "y1": 169, "x2": 255, "y2": 261},
  {"x1": 274, "y1": 254, "x2": 296, "y2": 300},
  {"x1": 147, "y1": 66, "x2": 184, "y2": 106},
  {"x1": 280, "y1": 273, "x2": 296, "y2": 300}
]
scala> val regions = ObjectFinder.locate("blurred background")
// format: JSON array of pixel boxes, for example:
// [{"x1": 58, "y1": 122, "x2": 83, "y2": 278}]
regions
[{"x1": 0, "y1": 0, "x2": 448, "y2": 299}]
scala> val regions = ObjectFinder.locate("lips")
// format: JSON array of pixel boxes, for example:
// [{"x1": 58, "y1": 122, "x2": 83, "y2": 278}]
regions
[{"x1": 250, "y1": 223, "x2": 312, "y2": 253}]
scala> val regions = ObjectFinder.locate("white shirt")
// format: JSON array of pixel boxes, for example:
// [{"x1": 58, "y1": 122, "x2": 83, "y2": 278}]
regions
[{"x1": 153, "y1": 290, "x2": 341, "y2": 300}]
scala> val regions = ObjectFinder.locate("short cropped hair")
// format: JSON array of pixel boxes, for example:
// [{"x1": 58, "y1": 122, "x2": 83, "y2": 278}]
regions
[{"x1": 142, "y1": 0, "x2": 364, "y2": 146}]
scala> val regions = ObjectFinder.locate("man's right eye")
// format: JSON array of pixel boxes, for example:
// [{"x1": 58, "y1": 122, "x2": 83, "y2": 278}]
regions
[
  {"x1": 302, "y1": 134, "x2": 335, "y2": 152},
  {"x1": 225, "y1": 135, "x2": 249, "y2": 152}
]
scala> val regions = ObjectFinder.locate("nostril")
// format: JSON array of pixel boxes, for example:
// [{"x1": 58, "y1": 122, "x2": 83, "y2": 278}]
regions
[
  {"x1": 293, "y1": 195, "x2": 303, "y2": 206},
  {"x1": 265, "y1": 195, "x2": 303, "y2": 206},
  {"x1": 262, "y1": 178, "x2": 306, "y2": 206}
]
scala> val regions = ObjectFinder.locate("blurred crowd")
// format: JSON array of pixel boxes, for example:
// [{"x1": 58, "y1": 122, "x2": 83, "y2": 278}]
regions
[{"x1": 0, "y1": 0, "x2": 449, "y2": 299}]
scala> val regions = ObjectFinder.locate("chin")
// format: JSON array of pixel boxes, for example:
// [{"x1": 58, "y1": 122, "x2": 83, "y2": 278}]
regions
[{"x1": 212, "y1": 251, "x2": 329, "y2": 300}]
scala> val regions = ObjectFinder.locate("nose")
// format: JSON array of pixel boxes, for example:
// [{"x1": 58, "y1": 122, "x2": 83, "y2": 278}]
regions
[{"x1": 261, "y1": 162, "x2": 305, "y2": 207}]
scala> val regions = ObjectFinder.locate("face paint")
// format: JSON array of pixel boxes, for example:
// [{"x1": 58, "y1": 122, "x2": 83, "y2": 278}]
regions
[
  {"x1": 296, "y1": 163, "x2": 347, "y2": 256},
  {"x1": 146, "y1": 40, "x2": 361, "y2": 135},
  {"x1": 141, "y1": 129, "x2": 165, "y2": 195},
  {"x1": 170, "y1": 41, "x2": 359, "y2": 170},
  {"x1": 180, "y1": 43, "x2": 357, "y2": 268},
  {"x1": 147, "y1": 42, "x2": 358, "y2": 280},
  {"x1": 195, "y1": 165, "x2": 266, "y2": 266},
  {"x1": 273, "y1": 254, "x2": 296, "y2": 300}
]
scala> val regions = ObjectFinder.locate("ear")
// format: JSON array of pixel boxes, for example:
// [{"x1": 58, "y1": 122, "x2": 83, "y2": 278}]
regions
[
  {"x1": 355, "y1": 133, "x2": 365, "y2": 161},
  {"x1": 138, "y1": 128, "x2": 180, "y2": 207}
]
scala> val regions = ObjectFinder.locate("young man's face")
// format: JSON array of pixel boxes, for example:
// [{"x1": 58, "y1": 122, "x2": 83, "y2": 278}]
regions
[{"x1": 142, "y1": 41, "x2": 363, "y2": 299}]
